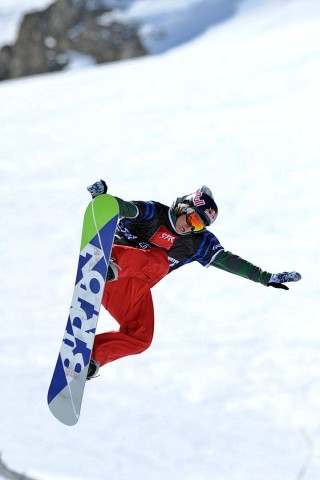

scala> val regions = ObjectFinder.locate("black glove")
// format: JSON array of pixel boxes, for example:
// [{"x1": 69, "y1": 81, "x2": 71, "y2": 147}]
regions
[
  {"x1": 87, "y1": 179, "x2": 108, "y2": 198},
  {"x1": 268, "y1": 271, "x2": 301, "y2": 290}
]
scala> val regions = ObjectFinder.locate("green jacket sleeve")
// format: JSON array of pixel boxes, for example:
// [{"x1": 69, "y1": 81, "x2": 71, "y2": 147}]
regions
[
  {"x1": 114, "y1": 196, "x2": 138, "y2": 218},
  {"x1": 212, "y1": 251, "x2": 272, "y2": 286}
]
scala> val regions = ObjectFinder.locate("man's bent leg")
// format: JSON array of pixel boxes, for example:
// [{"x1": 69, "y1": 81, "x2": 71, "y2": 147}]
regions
[
  {"x1": 93, "y1": 279, "x2": 154, "y2": 366},
  {"x1": 92, "y1": 246, "x2": 169, "y2": 366}
]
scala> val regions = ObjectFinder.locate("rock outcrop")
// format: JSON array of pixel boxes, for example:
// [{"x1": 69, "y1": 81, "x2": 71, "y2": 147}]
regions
[{"x1": 0, "y1": 0, "x2": 146, "y2": 81}]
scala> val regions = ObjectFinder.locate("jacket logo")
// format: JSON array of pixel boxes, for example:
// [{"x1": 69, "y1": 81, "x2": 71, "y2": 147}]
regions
[
  {"x1": 161, "y1": 233, "x2": 175, "y2": 243},
  {"x1": 150, "y1": 226, "x2": 176, "y2": 250}
]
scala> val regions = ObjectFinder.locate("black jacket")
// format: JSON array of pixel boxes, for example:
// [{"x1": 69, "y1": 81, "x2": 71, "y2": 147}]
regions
[
  {"x1": 114, "y1": 198, "x2": 271, "y2": 285},
  {"x1": 115, "y1": 200, "x2": 223, "y2": 273}
]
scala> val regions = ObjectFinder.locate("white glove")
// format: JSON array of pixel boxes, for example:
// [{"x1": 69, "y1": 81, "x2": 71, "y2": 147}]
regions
[
  {"x1": 268, "y1": 271, "x2": 301, "y2": 290},
  {"x1": 87, "y1": 179, "x2": 108, "y2": 197}
]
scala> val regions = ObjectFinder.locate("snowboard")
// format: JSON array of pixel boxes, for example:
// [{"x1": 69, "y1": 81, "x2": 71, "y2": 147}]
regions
[{"x1": 47, "y1": 194, "x2": 119, "y2": 426}]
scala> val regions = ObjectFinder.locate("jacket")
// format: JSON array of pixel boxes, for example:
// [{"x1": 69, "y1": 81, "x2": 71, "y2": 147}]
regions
[{"x1": 114, "y1": 197, "x2": 271, "y2": 285}]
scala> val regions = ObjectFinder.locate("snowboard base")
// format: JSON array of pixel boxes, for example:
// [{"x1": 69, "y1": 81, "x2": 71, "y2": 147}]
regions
[{"x1": 48, "y1": 195, "x2": 119, "y2": 425}]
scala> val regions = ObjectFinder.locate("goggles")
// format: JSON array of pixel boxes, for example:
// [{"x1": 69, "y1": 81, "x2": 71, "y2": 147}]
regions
[{"x1": 186, "y1": 208, "x2": 205, "y2": 232}]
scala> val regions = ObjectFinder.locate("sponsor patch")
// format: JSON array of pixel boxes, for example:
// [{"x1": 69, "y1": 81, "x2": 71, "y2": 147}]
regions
[
  {"x1": 150, "y1": 226, "x2": 177, "y2": 250},
  {"x1": 205, "y1": 207, "x2": 216, "y2": 223},
  {"x1": 193, "y1": 191, "x2": 206, "y2": 207}
]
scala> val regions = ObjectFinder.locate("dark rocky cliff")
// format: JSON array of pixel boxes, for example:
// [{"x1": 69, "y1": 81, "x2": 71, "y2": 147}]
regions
[{"x1": 0, "y1": 0, "x2": 146, "y2": 81}]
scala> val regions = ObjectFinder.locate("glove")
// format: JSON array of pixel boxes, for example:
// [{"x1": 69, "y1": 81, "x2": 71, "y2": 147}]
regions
[
  {"x1": 268, "y1": 271, "x2": 301, "y2": 290},
  {"x1": 87, "y1": 179, "x2": 108, "y2": 198}
]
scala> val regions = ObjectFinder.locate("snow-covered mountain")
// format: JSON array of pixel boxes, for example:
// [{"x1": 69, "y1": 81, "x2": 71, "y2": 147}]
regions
[{"x1": 0, "y1": 1, "x2": 320, "y2": 480}]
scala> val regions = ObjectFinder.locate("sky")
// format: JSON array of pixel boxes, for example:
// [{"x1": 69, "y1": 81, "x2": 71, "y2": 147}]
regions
[{"x1": 0, "y1": 1, "x2": 320, "y2": 479}]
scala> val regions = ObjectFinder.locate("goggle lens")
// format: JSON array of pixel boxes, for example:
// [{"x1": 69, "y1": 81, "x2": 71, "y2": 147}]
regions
[{"x1": 186, "y1": 210, "x2": 205, "y2": 232}]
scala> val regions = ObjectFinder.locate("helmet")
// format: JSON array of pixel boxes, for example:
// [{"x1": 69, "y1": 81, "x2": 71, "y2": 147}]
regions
[{"x1": 173, "y1": 186, "x2": 218, "y2": 226}]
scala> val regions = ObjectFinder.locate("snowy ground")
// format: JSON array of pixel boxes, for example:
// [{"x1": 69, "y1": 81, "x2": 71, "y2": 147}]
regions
[{"x1": 1, "y1": 1, "x2": 320, "y2": 479}]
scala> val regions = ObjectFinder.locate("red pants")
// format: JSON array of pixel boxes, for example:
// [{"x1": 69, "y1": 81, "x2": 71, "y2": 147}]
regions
[{"x1": 92, "y1": 245, "x2": 169, "y2": 367}]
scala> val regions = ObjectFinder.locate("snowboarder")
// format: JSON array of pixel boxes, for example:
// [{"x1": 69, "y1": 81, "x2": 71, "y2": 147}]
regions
[{"x1": 86, "y1": 180, "x2": 301, "y2": 379}]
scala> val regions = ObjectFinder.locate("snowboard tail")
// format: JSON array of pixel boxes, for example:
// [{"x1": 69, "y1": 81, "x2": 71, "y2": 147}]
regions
[{"x1": 47, "y1": 195, "x2": 119, "y2": 426}]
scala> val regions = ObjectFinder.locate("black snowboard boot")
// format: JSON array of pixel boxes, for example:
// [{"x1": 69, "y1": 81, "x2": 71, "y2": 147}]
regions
[
  {"x1": 87, "y1": 359, "x2": 100, "y2": 380},
  {"x1": 106, "y1": 257, "x2": 120, "y2": 282}
]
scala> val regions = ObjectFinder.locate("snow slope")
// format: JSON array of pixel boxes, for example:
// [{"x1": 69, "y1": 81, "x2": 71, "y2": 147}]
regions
[{"x1": 0, "y1": 1, "x2": 320, "y2": 479}]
